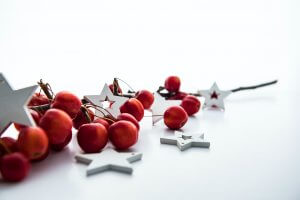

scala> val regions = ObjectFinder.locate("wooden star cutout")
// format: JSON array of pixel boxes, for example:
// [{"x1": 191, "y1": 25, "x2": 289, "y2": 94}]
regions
[
  {"x1": 150, "y1": 92, "x2": 181, "y2": 125},
  {"x1": 84, "y1": 84, "x2": 128, "y2": 118},
  {"x1": 160, "y1": 131, "x2": 210, "y2": 151},
  {"x1": 0, "y1": 73, "x2": 38, "y2": 135},
  {"x1": 75, "y1": 148, "x2": 142, "y2": 175},
  {"x1": 198, "y1": 82, "x2": 232, "y2": 110}
]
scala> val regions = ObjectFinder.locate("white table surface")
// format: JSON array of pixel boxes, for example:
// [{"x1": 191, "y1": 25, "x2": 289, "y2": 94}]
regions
[{"x1": 0, "y1": 0, "x2": 299, "y2": 199}]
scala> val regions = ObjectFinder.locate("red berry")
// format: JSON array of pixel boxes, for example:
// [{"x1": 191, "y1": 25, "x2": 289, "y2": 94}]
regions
[
  {"x1": 51, "y1": 91, "x2": 82, "y2": 119},
  {"x1": 14, "y1": 109, "x2": 41, "y2": 131},
  {"x1": 93, "y1": 118, "x2": 110, "y2": 130},
  {"x1": 135, "y1": 90, "x2": 154, "y2": 109},
  {"x1": 108, "y1": 120, "x2": 138, "y2": 150},
  {"x1": 0, "y1": 137, "x2": 18, "y2": 157},
  {"x1": 51, "y1": 132, "x2": 72, "y2": 151},
  {"x1": 164, "y1": 106, "x2": 188, "y2": 130},
  {"x1": 120, "y1": 98, "x2": 144, "y2": 121},
  {"x1": 39, "y1": 109, "x2": 73, "y2": 151},
  {"x1": 0, "y1": 152, "x2": 30, "y2": 182},
  {"x1": 73, "y1": 108, "x2": 95, "y2": 130},
  {"x1": 77, "y1": 123, "x2": 108, "y2": 153},
  {"x1": 164, "y1": 76, "x2": 181, "y2": 92},
  {"x1": 117, "y1": 113, "x2": 140, "y2": 131},
  {"x1": 167, "y1": 91, "x2": 188, "y2": 100},
  {"x1": 17, "y1": 127, "x2": 49, "y2": 161},
  {"x1": 180, "y1": 95, "x2": 201, "y2": 116},
  {"x1": 109, "y1": 84, "x2": 122, "y2": 94},
  {"x1": 28, "y1": 93, "x2": 50, "y2": 106}
]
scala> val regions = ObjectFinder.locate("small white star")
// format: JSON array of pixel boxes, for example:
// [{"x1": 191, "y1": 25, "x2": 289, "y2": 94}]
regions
[
  {"x1": 160, "y1": 131, "x2": 210, "y2": 151},
  {"x1": 0, "y1": 73, "x2": 38, "y2": 134},
  {"x1": 84, "y1": 84, "x2": 128, "y2": 118},
  {"x1": 198, "y1": 82, "x2": 232, "y2": 110},
  {"x1": 75, "y1": 148, "x2": 142, "y2": 175},
  {"x1": 150, "y1": 92, "x2": 181, "y2": 125}
]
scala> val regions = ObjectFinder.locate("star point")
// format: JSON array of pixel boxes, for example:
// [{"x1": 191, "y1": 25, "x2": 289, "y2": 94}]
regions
[
  {"x1": 0, "y1": 73, "x2": 38, "y2": 135},
  {"x1": 75, "y1": 148, "x2": 142, "y2": 175}
]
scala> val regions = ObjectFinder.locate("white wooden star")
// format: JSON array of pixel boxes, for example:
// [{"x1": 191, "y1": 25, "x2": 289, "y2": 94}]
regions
[
  {"x1": 0, "y1": 73, "x2": 38, "y2": 135},
  {"x1": 75, "y1": 148, "x2": 142, "y2": 175},
  {"x1": 84, "y1": 84, "x2": 128, "y2": 118},
  {"x1": 160, "y1": 131, "x2": 210, "y2": 151},
  {"x1": 198, "y1": 82, "x2": 232, "y2": 110},
  {"x1": 150, "y1": 92, "x2": 181, "y2": 125}
]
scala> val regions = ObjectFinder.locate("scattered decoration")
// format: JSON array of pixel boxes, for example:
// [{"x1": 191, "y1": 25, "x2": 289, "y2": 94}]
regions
[
  {"x1": 160, "y1": 131, "x2": 210, "y2": 151},
  {"x1": 0, "y1": 73, "x2": 278, "y2": 182},
  {"x1": 198, "y1": 82, "x2": 231, "y2": 110},
  {"x1": 0, "y1": 73, "x2": 38, "y2": 135},
  {"x1": 75, "y1": 148, "x2": 142, "y2": 175},
  {"x1": 84, "y1": 84, "x2": 128, "y2": 118}
]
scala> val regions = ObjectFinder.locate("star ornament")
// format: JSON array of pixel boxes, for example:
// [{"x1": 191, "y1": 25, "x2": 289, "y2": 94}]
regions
[
  {"x1": 0, "y1": 73, "x2": 38, "y2": 135},
  {"x1": 75, "y1": 148, "x2": 142, "y2": 175},
  {"x1": 150, "y1": 92, "x2": 181, "y2": 125},
  {"x1": 160, "y1": 131, "x2": 210, "y2": 151},
  {"x1": 198, "y1": 82, "x2": 232, "y2": 110},
  {"x1": 84, "y1": 84, "x2": 128, "y2": 118}
]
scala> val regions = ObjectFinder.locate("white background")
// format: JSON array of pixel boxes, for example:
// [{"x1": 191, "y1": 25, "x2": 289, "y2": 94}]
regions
[{"x1": 0, "y1": 0, "x2": 300, "y2": 199}]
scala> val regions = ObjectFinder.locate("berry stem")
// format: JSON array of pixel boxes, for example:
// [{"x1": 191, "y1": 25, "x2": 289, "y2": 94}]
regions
[
  {"x1": 0, "y1": 140, "x2": 11, "y2": 154},
  {"x1": 80, "y1": 106, "x2": 92, "y2": 123},
  {"x1": 29, "y1": 104, "x2": 51, "y2": 113},
  {"x1": 37, "y1": 79, "x2": 54, "y2": 100},
  {"x1": 231, "y1": 80, "x2": 278, "y2": 92}
]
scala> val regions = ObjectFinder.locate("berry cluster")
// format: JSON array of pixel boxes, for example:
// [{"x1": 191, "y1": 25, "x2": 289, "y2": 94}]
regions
[
  {"x1": 160, "y1": 76, "x2": 201, "y2": 129},
  {"x1": 0, "y1": 76, "x2": 200, "y2": 182}
]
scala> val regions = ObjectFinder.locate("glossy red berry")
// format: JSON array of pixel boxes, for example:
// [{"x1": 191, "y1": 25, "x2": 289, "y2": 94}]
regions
[
  {"x1": 17, "y1": 127, "x2": 49, "y2": 161},
  {"x1": 117, "y1": 113, "x2": 140, "y2": 131},
  {"x1": 108, "y1": 120, "x2": 138, "y2": 150},
  {"x1": 120, "y1": 98, "x2": 144, "y2": 121},
  {"x1": 164, "y1": 106, "x2": 188, "y2": 130},
  {"x1": 164, "y1": 76, "x2": 181, "y2": 92},
  {"x1": 51, "y1": 91, "x2": 82, "y2": 119},
  {"x1": 77, "y1": 123, "x2": 108, "y2": 153},
  {"x1": 135, "y1": 90, "x2": 154, "y2": 109},
  {"x1": 180, "y1": 95, "x2": 201, "y2": 116},
  {"x1": 0, "y1": 152, "x2": 30, "y2": 182},
  {"x1": 93, "y1": 118, "x2": 111, "y2": 130},
  {"x1": 39, "y1": 109, "x2": 73, "y2": 151}
]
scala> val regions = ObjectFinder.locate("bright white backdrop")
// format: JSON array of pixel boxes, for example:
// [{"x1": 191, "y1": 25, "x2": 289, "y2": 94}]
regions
[{"x1": 0, "y1": 0, "x2": 299, "y2": 199}]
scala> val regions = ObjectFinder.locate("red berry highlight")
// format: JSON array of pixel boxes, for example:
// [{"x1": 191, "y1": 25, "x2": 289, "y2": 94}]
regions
[
  {"x1": 93, "y1": 118, "x2": 110, "y2": 131},
  {"x1": 180, "y1": 95, "x2": 201, "y2": 116},
  {"x1": 0, "y1": 152, "x2": 30, "y2": 182},
  {"x1": 77, "y1": 123, "x2": 108, "y2": 153},
  {"x1": 164, "y1": 106, "x2": 188, "y2": 130},
  {"x1": 164, "y1": 76, "x2": 181, "y2": 92},
  {"x1": 17, "y1": 127, "x2": 49, "y2": 161},
  {"x1": 120, "y1": 98, "x2": 144, "y2": 121},
  {"x1": 117, "y1": 113, "x2": 140, "y2": 131},
  {"x1": 51, "y1": 91, "x2": 82, "y2": 119},
  {"x1": 39, "y1": 109, "x2": 73, "y2": 151},
  {"x1": 108, "y1": 120, "x2": 138, "y2": 150},
  {"x1": 135, "y1": 90, "x2": 154, "y2": 109}
]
